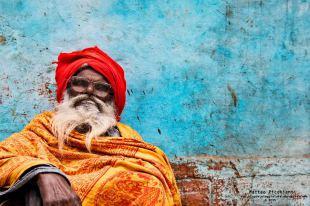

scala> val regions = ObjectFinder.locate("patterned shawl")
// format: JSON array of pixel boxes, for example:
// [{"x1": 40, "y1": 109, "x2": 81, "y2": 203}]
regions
[{"x1": 0, "y1": 111, "x2": 181, "y2": 206}]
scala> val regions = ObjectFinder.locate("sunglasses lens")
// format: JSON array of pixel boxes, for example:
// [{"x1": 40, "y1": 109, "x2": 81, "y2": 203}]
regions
[
  {"x1": 71, "y1": 78, "x2": 89, "y2": 92},
  {"x1": 94, "y1": 83, "x2": 113, "y2": 97}
]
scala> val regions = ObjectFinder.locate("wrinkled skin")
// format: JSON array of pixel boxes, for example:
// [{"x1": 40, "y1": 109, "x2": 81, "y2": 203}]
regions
[
  {"x1": 33, "y1": 68, "x2": 111, "y2": 205},
  {"x1": 36, "y1": 173, "x2": 81, "y2": 206}
]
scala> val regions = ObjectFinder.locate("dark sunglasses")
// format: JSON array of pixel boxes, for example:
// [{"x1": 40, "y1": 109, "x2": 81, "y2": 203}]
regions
[{"x1": 69, "y1": 76, "x2": 113, "y2": 98}]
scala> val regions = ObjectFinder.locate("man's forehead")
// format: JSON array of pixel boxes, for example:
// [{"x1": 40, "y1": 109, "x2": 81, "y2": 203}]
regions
[{"x1": 74, "y1": 66, "x2": 109, "y2": 83}]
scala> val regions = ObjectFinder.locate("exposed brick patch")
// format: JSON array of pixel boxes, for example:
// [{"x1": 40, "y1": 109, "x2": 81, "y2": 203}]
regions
[
  {"x1": 171, "y1": 162, "x2": 198, "y2": 179},
  {"x1": 176, "y1": 179, "x2": 210, "y2": 205},
  {"x1": 171, "y1": 156, "x2": 309, "y2": 205},
  {"x1": 181, "y1": 192, "x2": 210, "y2": 206},
  {"x1": 177, "y1": 179, "x2": 210, "y2": 193}
]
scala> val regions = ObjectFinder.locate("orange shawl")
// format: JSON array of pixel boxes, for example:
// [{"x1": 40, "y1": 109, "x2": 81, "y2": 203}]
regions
[{"x1": 0, "y1": 111, "x2": 181, "y2": 206}]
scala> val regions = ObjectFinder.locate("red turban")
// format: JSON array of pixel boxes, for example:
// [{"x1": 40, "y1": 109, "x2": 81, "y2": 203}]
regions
[{"x1": 54, "y1": 46, "x2": 126, "y2": 121}]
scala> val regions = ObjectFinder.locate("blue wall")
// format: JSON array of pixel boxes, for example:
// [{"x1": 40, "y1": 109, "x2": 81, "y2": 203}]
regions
[{"x1": 0, "y1": 0, "x2": 309, "y2": 158}]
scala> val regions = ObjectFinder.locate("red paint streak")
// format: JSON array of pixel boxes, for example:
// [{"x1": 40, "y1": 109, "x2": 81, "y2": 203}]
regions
[
  {"x1": 208, "y1": 160, "x2": 227, "y2": 171},
  {"x1": 37, "y1": 82, "x2": 56, "y2": 103}
]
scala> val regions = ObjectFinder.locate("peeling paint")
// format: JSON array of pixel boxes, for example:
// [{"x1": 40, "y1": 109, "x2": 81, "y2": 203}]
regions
[
  {"x1": 0, "y1": 35, "x2": 6, "y2": 45},
  {"x1": 0, "y1": 0, "x2": 309, "y2": 158},
  {"x1": 172, "y1": 156, "x2": 310, "y2": 205},
  {"x1": 227, "y1": 84, "x2": 237, "y2": 107},
  {"x1": 0, "y1": 1, "x2": 309, "y2": 204}
]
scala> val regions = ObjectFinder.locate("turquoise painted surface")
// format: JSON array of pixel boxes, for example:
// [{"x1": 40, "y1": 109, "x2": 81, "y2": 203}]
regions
[{"x1": 0, "y1": 0, "x2": 309, "y2": 157}]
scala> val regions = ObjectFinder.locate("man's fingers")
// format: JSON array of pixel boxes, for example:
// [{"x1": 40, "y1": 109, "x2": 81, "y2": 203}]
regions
[
  {"x1": 72, "y1": 193, "x2": 82, "y2": 206},
  {"x1": 41, "y1": 191, "x2": 81, "y2": 206},
  {"x1": 63, "y1": 187, "x2": 82, "y2": 205},
  {"x1": 62, "y1": 193, "x2": 81, "y2": 206},
  {"x1": 43, "y1": 197, "x2": 81, "y2": 206},
  {"x1": 73, "y1": 198, "x2": 82, "y2": 206}
]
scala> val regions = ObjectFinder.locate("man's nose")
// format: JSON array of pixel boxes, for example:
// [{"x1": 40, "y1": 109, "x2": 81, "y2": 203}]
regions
[{"x1": 86, "y1": 84, "x2": 94, "y2": 94}]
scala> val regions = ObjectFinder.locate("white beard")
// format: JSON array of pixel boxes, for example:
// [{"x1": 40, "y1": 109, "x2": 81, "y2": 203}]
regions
[{"x1": 51, "y1": 92, "x2": 117, "y2": 152}]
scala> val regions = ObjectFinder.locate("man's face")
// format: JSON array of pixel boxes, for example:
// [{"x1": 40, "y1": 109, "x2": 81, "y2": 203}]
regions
[
  {"x1": 52, "y1": 66, "x2": 117, "y2": 151},
  {"x1": 67, "y1": 67, "x2": 114, "y2": 103}
]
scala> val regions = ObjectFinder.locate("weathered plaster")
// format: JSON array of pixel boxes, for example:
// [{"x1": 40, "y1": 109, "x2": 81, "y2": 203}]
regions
[
  {"x1": 0, "y1": 0, "x2": 309, "y2": 158},
  {"x1": 172, "y1": 156, "x2": 310, "y2": 205}
]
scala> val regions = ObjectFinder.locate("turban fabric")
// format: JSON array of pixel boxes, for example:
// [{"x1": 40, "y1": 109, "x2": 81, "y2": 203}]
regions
[{"x1": 54, "y1": 46, "x2": 126, "y2": 121}]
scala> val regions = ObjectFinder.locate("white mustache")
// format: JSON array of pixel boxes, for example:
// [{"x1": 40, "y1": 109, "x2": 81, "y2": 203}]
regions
[{"x1": 69, "y1": 94, "x2": 104, "y2": 112}]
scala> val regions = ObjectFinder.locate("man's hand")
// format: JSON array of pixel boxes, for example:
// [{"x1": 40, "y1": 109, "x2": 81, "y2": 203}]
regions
[{"x1": 36, "y1": 173, "x2": 81, "y2": 206}]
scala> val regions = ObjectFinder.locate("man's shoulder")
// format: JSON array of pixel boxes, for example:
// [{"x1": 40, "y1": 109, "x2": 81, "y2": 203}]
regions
[
  {"x1": 116, "y1": 122, "x2": 143, "y2": 140},
  {"x1": 24, "y1": 111, "x2": 55, "y2": 130},
  {"x1": 31, "y1": 110, "x2": 54, "y2": 122},
  {"x1": 36, "y1": 110, "x2": 54, "y2": 118}
]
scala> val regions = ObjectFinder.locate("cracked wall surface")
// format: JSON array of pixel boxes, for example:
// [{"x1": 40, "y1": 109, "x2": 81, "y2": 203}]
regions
[
  {"x1": 172, "y1": 156, "x2": 310, "y2": 205},
  {"x1": 0, "y1": 0, "x2": 309, "y2": 205},
  {"x1": 0, "y1": 0, "x2": 309, "y2": 158}
]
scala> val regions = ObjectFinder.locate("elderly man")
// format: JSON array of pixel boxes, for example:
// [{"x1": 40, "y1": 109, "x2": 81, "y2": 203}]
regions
[{"x1": 0, "y1": 47, "x2": 181, "y2": 206}]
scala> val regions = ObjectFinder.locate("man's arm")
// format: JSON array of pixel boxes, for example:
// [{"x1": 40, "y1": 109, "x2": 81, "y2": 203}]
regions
[
  {"x1": 0, "y1": 133, "x2": 53, "y2": 189},
  {"x1": 0, "y1": 132, "x2": 81, "y2": 205}
]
